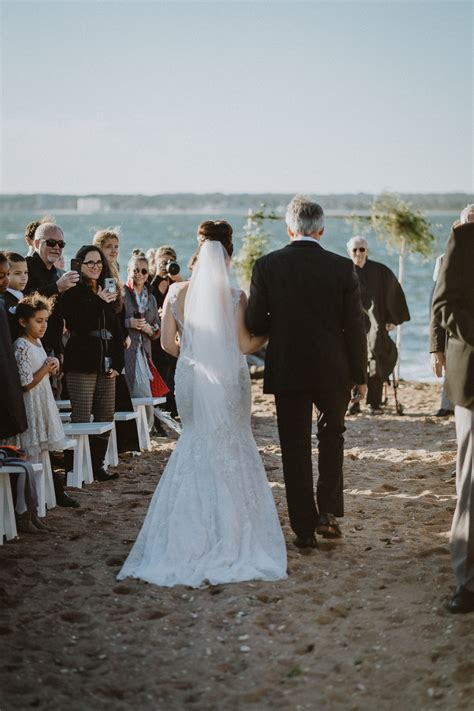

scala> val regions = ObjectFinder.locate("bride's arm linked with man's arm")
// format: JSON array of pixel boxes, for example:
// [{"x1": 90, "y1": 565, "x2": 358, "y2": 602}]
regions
[
  {"x1": 160, "y1": 293, "x2": 180, "y2": 358},
  {"x1": 237, "y1": 291, "x2": 268, "y2": 355}
]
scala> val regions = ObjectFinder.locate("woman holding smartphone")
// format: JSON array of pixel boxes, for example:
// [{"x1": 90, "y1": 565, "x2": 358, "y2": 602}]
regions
[
  {"x1": 60, "y1": 245, "x2": 124, "y2": 482},
  {"x1": 123, "y1": 254, "x2": 161, "y2": 430}
]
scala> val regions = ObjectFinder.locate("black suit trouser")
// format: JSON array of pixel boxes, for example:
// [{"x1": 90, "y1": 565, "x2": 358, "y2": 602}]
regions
[
  {"x1": 367, "y1": 375, "x2": 384, "y2": 408},
  {"x1": 274, "y1": 388, "x2": 350, "y2": 538}
]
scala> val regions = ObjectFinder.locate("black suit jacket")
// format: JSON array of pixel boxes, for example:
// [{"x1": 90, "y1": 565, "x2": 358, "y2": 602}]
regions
[
  {"x1": 24, "y1": 252, "x2": 64, "y2": 355},
  {"x1": 432, "y1": 222, "x2": 474, "y2": 408},
  {"x1": 0, "y1": 299, "x2": 27, "y2": 437},
  {"x1": 246, "y1": 240, "x2": 367, "y2": 394}
]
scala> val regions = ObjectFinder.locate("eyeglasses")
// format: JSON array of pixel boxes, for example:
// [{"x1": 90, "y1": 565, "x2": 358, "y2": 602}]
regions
[
  {"x1": 352, "y1": 247, "x2": 366, "y2": 253},
  {"x1": 133, "y1": 268, "x2": 148, "y2": 275},
  {"x1": 43, "y1": 239, "x2": 66, "y2": 249},
  {"x1": 83, "y1": 260, "x2": 103, "y2": 268}
]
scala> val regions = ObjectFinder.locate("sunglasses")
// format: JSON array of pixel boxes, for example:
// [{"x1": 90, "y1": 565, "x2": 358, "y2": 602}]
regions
[
  {"x1": 133, "y1": 268, "x2": 148, "y2": 275},
  {"x1": 83, "y1": 260, "x2": 103, "y2": 268},
  {"x1": 352, "y1": 247, "x2": 366, "y2": 253},
  {"x1": 43, "y1": 239, "x2": 66, "y2": 249}
]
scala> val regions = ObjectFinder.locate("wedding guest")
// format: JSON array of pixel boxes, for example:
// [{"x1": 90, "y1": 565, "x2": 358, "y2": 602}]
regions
[
  {"x1": 123, "y1": 255, "x2": 162, "y2": 430},
  {"x1": 4, "y1": 253, "x2": 28, "y2": 303},
  {"x1": 13, "y1": 294, "x2": 66, "y2": 531},
  {"x1": 23, "y1": 215, "x2": 55, "y2": 257},
  {"x1": 433, "y1": 204, "x2": 474, "y2": 613},
  {"x1": 92, "y1": 228, "x2": 139, "y2": 453},
  {"x1": 93, "y1": 227, "x2": 120, "y2": 273},
  {"x1": 0, "y1": 251, "x2": 10, "y2": 295},
  {"x1": 92, "y1": 227, "x2": 125, "y2": 317},
  {"x1": 24, "y1": 223, "x2": 81, "y2": 509},
  {"x1": 3, "y1": 253, "x2": 28, "y2": 340},
  {"x1": 146, "y1": 247, "x2": 159, "y2": 282},
  {"x1": 430, "y1": 254, "x2": 454, "y2": 416},
  {"x1": 347, "y1": 236, "x2": 410, "y2": 414},
  {"x1": 60, "y1": 245, "x2": 124, "y2": 482},
  {"x1": 24, "y1": 222, "x2": 79, "y2": 358},
  {"x1": 0, "y1": 298, "x2": 27, "y2": 441},
  {"x1": 149, "y1": 245, "x2": 183, "y2": 419},
  {"x1": 24, "y1": 220, "x2": 41, "y2": 257}
]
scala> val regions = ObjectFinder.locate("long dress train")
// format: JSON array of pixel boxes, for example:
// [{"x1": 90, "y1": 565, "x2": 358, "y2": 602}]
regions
[{"x1": 118, "y1": 247, "x2": 287, "y2": 587}]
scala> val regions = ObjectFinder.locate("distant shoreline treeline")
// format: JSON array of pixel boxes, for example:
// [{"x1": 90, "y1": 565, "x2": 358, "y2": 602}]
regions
[{"x1": 0, "y1": 192, "x2": 470, "y2": 213}]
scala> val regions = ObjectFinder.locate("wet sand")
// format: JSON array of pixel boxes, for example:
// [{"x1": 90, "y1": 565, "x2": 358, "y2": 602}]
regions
[{"x1": 1, "y1": 380, "x2": 473, "y2": 710}]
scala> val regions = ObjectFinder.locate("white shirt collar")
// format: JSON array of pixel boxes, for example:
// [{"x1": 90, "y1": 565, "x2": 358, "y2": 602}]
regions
[{"x1": 6, "y1": 287, "x2": 23, "y2": 300}]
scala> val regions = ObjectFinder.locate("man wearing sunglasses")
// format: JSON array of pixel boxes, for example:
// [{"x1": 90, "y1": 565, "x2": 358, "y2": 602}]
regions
[
  {"x1": 24, "y1": 221, "x2": 80, "y2": 508},
  {"x1": 347, "y1": 236, "x2": 410, "y2": 415},
  {"x1": 25, "y1": 223, "x2": 79, "y2": 351}
]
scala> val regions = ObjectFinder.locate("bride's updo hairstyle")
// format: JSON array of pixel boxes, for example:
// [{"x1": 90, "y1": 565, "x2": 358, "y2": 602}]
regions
[{"x1": 188, "y1": 220, "x2": 233, "y2": 270}]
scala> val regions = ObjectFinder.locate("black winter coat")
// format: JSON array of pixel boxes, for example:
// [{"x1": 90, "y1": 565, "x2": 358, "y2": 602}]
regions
[{"x1": 60, "y1": 283, "x2": 124, "y2": 374}]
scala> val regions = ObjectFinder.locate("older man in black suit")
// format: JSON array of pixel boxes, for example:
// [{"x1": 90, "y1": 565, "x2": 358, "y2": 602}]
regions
[
  {"x1": 246, "y1": 196, "x2": 367, "y2": 548},
  {"x1": 432, "y1": 204, "x2": 474, "y2": 613}
]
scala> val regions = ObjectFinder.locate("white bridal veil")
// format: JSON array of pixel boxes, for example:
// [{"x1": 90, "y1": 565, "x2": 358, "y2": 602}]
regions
[{"x1": 180, "y1": 239, "x2": 241, "y2": 433}]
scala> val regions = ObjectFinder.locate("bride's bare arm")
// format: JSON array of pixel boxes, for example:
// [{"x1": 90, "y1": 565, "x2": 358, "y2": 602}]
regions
[
  {"x1": 161, "y1": 294, "x2": 180, "y2": 357},
  {"x1": 237, "y1": 291, "x2": 268, "y2": 354}
]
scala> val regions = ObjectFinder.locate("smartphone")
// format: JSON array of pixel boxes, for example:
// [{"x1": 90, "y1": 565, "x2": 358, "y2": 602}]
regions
[
  {"x1": 104, "y1": 277, "x2": 117, "y2": 295},
  {"x1": 133, "y1": 310, "x2": 144, "y2": 319},
  {"x1": 70, "y1": 258, "x2": 82, "y2": 282},
  {"x1": 103, "y1": 356, "x2": 112, "y2": 372}
]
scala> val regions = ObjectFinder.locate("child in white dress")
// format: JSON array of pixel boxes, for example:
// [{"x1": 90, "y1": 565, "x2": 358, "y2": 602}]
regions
[{"x1": 13, "y1": 294, "x2": 67, "y2": 527}]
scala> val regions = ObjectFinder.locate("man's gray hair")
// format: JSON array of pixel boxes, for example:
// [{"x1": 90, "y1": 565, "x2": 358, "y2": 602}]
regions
[
  {"x1": 347, "y1": 235, "x2": 369, "y2": 255},
  {"x1": 34, "y1": 222, "x2": 64, "y2": 242},
  {"x1": 460, "y1": 204, "x2": 474, "y2": 224},
  {"x1": 285, "y1": 196, "x2": 325, "y2": 235}
]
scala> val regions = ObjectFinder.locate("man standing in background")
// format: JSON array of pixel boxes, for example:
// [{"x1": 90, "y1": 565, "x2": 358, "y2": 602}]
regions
[
  {"x1": 433, "y1": 204, "x2": 474, "y2": 613},
  {"x1": 347, "y1": 236, "x2": 410, "y2": 414}
]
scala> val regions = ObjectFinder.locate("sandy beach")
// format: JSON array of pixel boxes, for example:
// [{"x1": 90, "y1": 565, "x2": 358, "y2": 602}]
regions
[{"x1": 1, "y1": 379, "x2": 473, "y2": 710}]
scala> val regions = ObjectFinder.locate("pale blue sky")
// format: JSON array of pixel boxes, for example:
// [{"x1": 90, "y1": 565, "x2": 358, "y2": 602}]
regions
[{"x1": 1, "y1": 0, "x2": 472, "y2": 194}]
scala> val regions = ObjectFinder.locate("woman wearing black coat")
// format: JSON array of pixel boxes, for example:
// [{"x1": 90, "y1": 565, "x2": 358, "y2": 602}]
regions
[{"x1": 60, "y1": 245, "x2": 124, "y2": 481}]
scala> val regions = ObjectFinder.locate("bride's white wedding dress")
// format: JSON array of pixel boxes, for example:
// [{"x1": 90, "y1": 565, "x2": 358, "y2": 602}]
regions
[{"x1": 117, "y1": 241, "x2": 287, "y2": 587}]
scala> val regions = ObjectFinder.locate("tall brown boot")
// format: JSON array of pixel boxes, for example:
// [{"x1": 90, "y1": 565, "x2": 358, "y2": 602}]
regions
[
  {"x1": 31, "y1": 512, "x2": 56, "y2": 532},
  {"x1": 15, "y1": 511, "x2": 41, "y2": 534}
]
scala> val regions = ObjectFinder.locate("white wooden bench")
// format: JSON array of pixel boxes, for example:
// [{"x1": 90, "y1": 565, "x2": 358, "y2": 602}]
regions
[
  {"x1": 0, "y1": 462, "x2": 43, "y2": 544},
  {"x1": 55, "y1": 399, "x2": 72, "y2": 410},
  {"x1": 131, "y1": 397, "x2": 167, "y2": 451},
  {"x1": 38, "y1": 440, "x2": 77, "y2": 515},
  {"x1": 105, "y1": 411, "x2": 140, "y2": 467},
  {"x1": 63, "y1": 422, "x2": 114, "y2": 488}
]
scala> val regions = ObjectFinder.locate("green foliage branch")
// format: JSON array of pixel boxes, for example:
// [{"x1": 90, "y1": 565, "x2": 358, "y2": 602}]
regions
[
  {"x1": 371, "y1": 192, "x2": 435, "y2": 260},
  {"x1": 234, "y1": 205, "x2": 280, "y2": 290}
]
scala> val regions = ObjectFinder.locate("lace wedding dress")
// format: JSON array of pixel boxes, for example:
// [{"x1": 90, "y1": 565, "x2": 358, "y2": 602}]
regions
[{"x1": 118, "y1": 241, "x2": 287, "y2": 587}]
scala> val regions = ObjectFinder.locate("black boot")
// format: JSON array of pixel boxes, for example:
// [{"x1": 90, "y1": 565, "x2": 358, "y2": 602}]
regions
[
  {"x1": 89, "y1": 435, "x2": 118, "y2": 482},
  {"x1": 63, "y1": 449, "x2": 74, "y2": 476},
  {"x1": 53, "y1": 469, "x2": 80, "y2": 508}
]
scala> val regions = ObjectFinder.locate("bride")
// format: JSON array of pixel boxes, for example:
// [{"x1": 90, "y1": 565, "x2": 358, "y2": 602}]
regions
[{"x1": 117, "y1": 220, "x2": 287, "y2": 587}]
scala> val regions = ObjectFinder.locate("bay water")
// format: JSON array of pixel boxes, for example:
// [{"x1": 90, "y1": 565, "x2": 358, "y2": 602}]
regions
[{"x1": 0, "y1": 211, "x2": 458, "y2": 382}]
